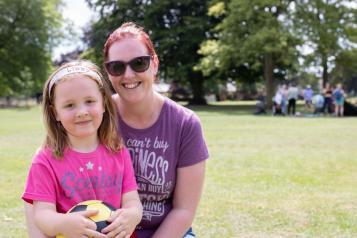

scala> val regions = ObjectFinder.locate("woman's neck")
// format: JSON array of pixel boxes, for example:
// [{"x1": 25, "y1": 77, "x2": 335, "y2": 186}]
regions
[
  {"x1": 116, "y1": 92, "x2": 165, "y2": 129},
  {"x1": 68, "y1": 134, "x2": 99, "y2": 153}
]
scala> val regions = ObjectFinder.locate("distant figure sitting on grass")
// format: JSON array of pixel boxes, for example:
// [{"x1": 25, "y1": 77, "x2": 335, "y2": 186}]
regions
[
  {"x1": 312, "y1": 94, "x2": 325, "y2": 116},
  {"x1": 254, "y1": 90, "x2": 266, "y2": 115},
  {"x1": 272, "y1": 90, "x2": 283, "y2": 115}
]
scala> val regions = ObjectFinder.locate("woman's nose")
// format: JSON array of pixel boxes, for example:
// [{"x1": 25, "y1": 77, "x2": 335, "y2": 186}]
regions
[{"x1": 123, "y1": 65, "x2": 136, "y2": 78}]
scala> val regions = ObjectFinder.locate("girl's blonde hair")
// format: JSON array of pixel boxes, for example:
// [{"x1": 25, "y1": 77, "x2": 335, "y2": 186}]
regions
[{"x1": 42, "y1": 60, "x2": 122, "y2": 158}]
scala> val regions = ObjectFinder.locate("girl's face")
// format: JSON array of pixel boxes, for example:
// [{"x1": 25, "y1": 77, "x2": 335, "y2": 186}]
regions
[
  {"x1": 53, "y1": 75, "x2": 105, "y2": 144},
  {"x1": 106, "y1": 37, "x2": 158, "y2": 104}
]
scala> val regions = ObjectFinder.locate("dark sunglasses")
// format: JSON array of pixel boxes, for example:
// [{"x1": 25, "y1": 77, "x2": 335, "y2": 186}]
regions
[{"x1": 105, "y1": 56, "x2": 152, "y2": 76}]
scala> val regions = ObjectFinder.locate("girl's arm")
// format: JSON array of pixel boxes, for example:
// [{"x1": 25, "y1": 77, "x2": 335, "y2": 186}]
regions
[
  {"x1": 33, "y1": 201, "x2": 107, "y2": 238},
  {"x1": 102, "y1": 190, "x2": 143, "y2": 237},
  {"x1": 24, "y1": 202, "x2": 51, "y2": 238},
  {"x1": 152, "y1": 160, "x2": 206, "y2": 238}
]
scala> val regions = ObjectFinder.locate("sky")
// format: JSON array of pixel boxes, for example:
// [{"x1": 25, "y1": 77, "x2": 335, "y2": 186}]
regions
[{"x1": 53, "y1": 0, "x2": 94, "y2": 60}]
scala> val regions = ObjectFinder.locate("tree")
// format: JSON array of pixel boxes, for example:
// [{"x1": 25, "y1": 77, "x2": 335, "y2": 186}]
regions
[
  {"x1": 293, "y1": 0, "x2": 357, "y2": 87},
  {"x1": 330, "y1": 49, "x2": 357, "y2": 92},
  {"x1": 85, "y1": 0, "x2": 212, "y2": 104},
  {"x1": 0, "y1": 0, "x2": 63, "y2": 96},
  {"x1": 197, "y1": 0, "x2": 300, "y2": 107}
]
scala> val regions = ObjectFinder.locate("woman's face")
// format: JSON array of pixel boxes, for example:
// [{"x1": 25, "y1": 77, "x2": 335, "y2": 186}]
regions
[{"x1": 106, "y1": 37, "x2": 158, "y2": 104}]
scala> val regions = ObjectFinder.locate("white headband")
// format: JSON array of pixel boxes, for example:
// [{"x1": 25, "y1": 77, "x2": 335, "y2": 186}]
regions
[{"x1": 49, "y1": 65, "x2": 102, "y2": 93}]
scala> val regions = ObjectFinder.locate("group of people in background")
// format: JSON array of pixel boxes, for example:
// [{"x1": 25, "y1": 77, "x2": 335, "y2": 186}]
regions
[{"x1": 272, "y1": 82, "x2": 346, "y2": 117}]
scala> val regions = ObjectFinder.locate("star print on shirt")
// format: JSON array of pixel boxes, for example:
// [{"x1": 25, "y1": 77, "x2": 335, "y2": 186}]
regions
[
  {"x1": 98, "y1": 166, "x2": 102, "y2": 171},
  {"x1": 86, "y1": 161, "x2": 94, "y2": 170},
  {"x1": 79, "y1": 167, "x2": 84, "y2": 173}
]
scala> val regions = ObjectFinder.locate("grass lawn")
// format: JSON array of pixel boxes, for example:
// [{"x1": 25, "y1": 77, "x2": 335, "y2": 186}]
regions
[{"x1": 1, "y1": 102, "x2": 356, "y2": 237}]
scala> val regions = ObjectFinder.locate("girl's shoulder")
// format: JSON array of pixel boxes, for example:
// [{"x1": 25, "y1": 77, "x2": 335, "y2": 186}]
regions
[{"x1": 31, "y1": 146, "x2": 55, "y2": 164}]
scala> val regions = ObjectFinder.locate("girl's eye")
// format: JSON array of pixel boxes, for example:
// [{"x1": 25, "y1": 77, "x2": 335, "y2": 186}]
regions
[
  {"x1": 64, "y1": 104, "x2": 74, "y2": 108},
  {"x1": 86, "y1": 99, "x2": 96, "y2": 104}
]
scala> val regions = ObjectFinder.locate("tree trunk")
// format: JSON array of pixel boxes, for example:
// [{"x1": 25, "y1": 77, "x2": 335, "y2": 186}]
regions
[
  {"x1": 264, "y1": 53, "x2": 274, "y2": 109},
  {"x1": 322, "y1": 57, "x2": 328, "y2": 87},
  {"x1": 189, "y1": 71, "x2": 207, "y2": 105}
]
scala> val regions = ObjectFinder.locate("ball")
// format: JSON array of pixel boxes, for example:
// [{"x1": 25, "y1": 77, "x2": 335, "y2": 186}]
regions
[{"x1": 56, "y1": 200, "x2": 116, "y2": 238}]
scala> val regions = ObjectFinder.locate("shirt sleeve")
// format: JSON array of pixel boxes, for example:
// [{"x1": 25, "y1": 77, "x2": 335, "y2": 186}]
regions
[
  {"x1": 22, "y1": 151, "x2": 57, "y2": 204},
  {"x1": 177, "y1": 113, "x2": 209, "y2": 167},
  {"x1": 121, "y1": 148, "x2": 138, "y2": 194}
]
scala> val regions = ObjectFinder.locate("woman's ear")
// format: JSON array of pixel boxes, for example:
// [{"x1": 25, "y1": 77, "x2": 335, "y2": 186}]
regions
[{"x1": 152, "y1": 55, "x2": 159, "y2": 76}]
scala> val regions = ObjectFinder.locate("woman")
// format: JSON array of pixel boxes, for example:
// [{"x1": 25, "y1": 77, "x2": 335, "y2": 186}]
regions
[
  {"x1": 333, "y1": 83, "x2": 345, "y2": 117},
  {"x1": 25, "y1": 22, "x2": 209, "y2": 238},
  {"x1": 323, "y1": 82, "x2": 333, "y2": 115}
]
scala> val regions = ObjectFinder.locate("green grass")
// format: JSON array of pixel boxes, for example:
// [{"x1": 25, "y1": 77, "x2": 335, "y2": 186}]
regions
[{"x1": 1, "y1": 102, "x2": 357, "y2": 237}]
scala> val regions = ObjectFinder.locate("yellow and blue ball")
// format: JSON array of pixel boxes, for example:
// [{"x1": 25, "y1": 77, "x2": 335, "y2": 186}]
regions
[{"x1": 56, "y1": 200, "x2": 116, "y2": 238}]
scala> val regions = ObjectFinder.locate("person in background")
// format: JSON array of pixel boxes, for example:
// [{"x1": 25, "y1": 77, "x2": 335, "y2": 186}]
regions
[
  {"x1": 280, "y1": 84, "x2": 289, "y2": 115},
  {"x1": 287, "y1": 83, "x2": 299, "y2": 116},
  {"x1": 312, "y1": 93, "x2": 325, "y2": 116},
  {"x1": 23, "y1": 60, "x2": 142, "y2": 238},
  {"x1": 303, "y1": 85, "x2": 314, "y2": 111},
  {"x1": 272, "y1": 88, "x2": 283, "y2": 115},
  {"x1": 333, "y1": 83, "x2": 346, "y2": 117},
  {"x1": 323, "y1": 82, "x2": 333, "y2": 115},
  {"x1": 254, "y1": 89, "x2": 266, "y2": 115}
]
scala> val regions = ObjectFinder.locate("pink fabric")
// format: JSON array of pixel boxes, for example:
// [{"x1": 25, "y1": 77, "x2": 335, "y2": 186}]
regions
[{"x1": 22, "y1": 144, "x2": 137, "y2": 213}]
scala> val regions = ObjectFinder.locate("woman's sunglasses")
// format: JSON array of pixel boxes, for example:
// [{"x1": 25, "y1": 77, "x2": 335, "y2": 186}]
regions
[{"x1": 105, "y1": 56, "x2": 152, "y2": 76}]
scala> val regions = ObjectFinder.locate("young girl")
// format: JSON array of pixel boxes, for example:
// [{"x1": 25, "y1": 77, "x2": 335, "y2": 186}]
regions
[{"x1": 22, "y1": 60, "x2": 142, "y2": 238}]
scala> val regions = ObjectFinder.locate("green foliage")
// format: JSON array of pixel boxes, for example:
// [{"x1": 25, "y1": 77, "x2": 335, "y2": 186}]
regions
[
  {"x1": 0, "y1": 0, "x2": 63, "y2": 96},
  {"x1": 197, "y1": 0, "x2": 299, "y2": 79},
  {"x1": 196, "y1": 0, "x2": 300, "y2": 108},
  {"x1": 293, "y1": 0, "x2": 357, "y2": 85},
  {"x1": 84, "y1": 0, "x2": 213, "y2": 104},
  {"x1": 331, "y1": 48, "x2": 357, "y2": 91}
]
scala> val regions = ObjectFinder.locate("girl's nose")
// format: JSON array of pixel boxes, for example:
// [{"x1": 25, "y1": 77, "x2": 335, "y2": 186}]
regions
[{"x1": 77, "y1": 105, "x2": 89, "y2": 117}]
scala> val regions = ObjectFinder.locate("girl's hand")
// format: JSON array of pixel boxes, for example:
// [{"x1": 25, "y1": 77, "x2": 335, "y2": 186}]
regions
[
  {"x1": 101, "y1": 208, "x2": 139, "y2": 238},
  {"x1": 60, "y1": 210, "x2": 108, "y2": 238}
]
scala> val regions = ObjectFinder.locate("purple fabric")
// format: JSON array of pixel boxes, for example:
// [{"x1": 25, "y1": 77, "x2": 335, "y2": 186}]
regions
[{"x1": 118, "y1": 98, "x2": 209, "y2": 238}]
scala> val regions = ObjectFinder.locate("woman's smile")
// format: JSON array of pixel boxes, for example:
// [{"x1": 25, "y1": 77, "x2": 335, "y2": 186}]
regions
[{"x1": 122, "y1": 82, "x2": 142, "y2": 89}]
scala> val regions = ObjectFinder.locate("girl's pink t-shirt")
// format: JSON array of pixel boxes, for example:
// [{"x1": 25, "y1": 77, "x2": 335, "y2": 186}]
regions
[{"x1": 22, "y1": 144, "x2": 138, "y2": 213}]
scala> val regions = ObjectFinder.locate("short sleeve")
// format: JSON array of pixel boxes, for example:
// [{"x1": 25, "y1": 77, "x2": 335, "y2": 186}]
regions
[
  {"x1": 121, "y1": 148, "x2": 138, "y2": 194},
  {"x1": 178, "y1": 113, "x2": 209, "y2": 167},
  {"x1": 22, "y1": 152, "x2": 57, "y2": 204}
]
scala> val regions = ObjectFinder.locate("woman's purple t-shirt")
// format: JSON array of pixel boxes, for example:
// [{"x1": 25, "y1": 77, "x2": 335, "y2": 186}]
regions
[{"x1": 118, "y1": 97, "x2": 209, "y2": 238}]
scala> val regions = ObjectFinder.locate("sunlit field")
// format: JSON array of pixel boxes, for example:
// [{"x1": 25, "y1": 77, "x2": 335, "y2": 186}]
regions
[{"x1": 0, "y1": 102, "x2": 356, "y2": 237}]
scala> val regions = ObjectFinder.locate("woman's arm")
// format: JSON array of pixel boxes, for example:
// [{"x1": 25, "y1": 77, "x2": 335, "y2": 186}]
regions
[
  {"x1": 24, "y1": 202, "x2": 51, "y2": 238},
  {"x1": 102, "y1": 190, "x2": 143, "y2": 237},
  {"x1": 152, "y1": 160, "x2": 206, "y2": 238}
]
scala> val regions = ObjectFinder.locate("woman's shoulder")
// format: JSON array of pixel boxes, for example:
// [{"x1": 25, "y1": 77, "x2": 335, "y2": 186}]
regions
[
  {"x1": 164, "y1": 97, "x2": 196, "y2": 117},
  {"x1": 163, "y1": 97, "x2": 202, "y2": 125}
]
